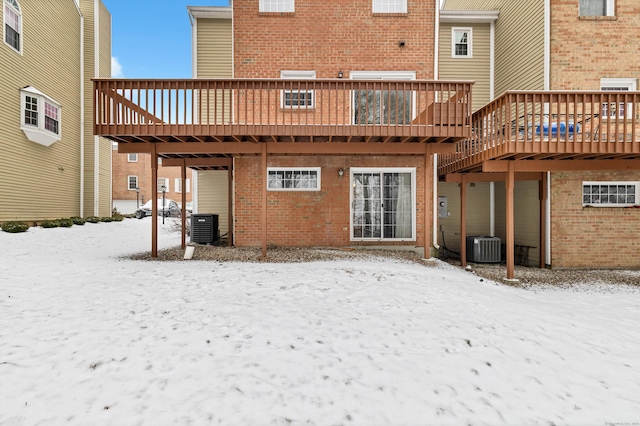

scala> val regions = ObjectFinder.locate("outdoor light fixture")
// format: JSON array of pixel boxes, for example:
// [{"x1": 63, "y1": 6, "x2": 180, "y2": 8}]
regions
[
  {"x1": 136, "y1": 187, "x2": 140, "y2": 209},
  {"x1": 338, "y1": 70, "x2": 343, "y2": 78},
  {"x1": 161, "y1": 185, "x2": 167, "y2": 224},
  {"x1": 338, "y1": 168, "x2": 344, "y2": 177},
  {"x1": 399, "y1": 41, "x2": 405, "y2": 47}
]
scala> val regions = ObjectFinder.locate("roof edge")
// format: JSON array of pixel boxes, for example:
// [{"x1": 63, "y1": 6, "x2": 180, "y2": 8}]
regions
[{"x1": 440, "y1": 10, "x2": 499, "y2": 23}]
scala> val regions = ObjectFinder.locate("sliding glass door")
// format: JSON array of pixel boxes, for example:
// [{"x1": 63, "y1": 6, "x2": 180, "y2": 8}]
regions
[{"x1": 351, "y1": 168, "x2": 415, "y2": 241}]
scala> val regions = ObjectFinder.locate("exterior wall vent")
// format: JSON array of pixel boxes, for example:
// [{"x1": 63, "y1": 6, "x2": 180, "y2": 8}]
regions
[
  {"x1": 466, "y1": 236, "x2": 501, "y2": 263},
  {"x1": 191, "y1": 214, "x2": 220, "y2": 244}
]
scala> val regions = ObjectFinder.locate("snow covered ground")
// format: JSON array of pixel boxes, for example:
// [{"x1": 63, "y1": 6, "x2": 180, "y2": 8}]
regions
[{"x1": 1, "y1": 218, "x2": 639, "y2": 426}]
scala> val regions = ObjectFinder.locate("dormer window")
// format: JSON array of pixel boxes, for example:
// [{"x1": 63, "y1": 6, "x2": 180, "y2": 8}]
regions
[
  {"x1": 3, "y1": 0, "x2": 21, "y2": 53},
  {"x1": 20, "y1": 87, "x2": 62, "y2": 147}
]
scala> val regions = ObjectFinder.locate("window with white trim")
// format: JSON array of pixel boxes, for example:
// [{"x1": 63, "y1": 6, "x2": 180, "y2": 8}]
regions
[
  {"x1": 452, "y1": 28, "x2": 472, "y2": 58},
  {"x1": 174, "y1": 178, "x2": 191, "y2": 193},
  {"x1": 128, "y1": 176, "x2": 138, "y2": 191},
  {"x1": 600, "y1": 78, "x2": 636, "y2": 119},
  {"x1": 158, "y1": 178, "x2": 169, "y2": 192},
  {"x1": 579, "y1": 0, "x2": 614, "y2": 16},
  {"x1": 4, "y1": 0, "x2": 21, "y2": 53},
  {"x1": 260, "y1": 0, "x2": 294, "y2": 13},
  {"x1": 20, "y1": 87, "x2": 61, "y2": 147},
  {"x1": 583, "y1": 181, "x2": 638, "y2": 207},
  {"x1": 267, "y1": 167, "x2": 321, "y2": 191},
  {"x1": 280, "y1": 70, "x2": 316, "y2": 109},
  {"x1": 128, "y1": 153, "x2": 138, "y2": 162},
  {"x1": 373, "y1": 0, "x2": 407, "y2": 14}
]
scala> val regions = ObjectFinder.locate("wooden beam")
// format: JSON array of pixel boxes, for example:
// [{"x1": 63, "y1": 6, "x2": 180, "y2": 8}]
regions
[
  {"x1": 445, "y1": 172, "x2": 543, "y2": 183},
  {"x1": 161, "y1": 157, "x2": 232, "y2": 168},
  {"x1": 117, "y1": 142, "x2": 262, "y2": 155},
  {"x1": 483, "y1": 159, "x2": 640, "y2": 173},
  {"x1": 261, "y1": 143, "x2": 267, "y2": 258},
  {"x1": 539, "y1": 172, "x2": 547, "y2": 269},
  {"x1": 460, "y1": 174, "x2": 467, "y2": 269},
  {"x1": 181, "y1": 159, "x2": 187, "y2": 249},
  {"x1": 151, "y1": 143, "x2": 158, "y2": 259},
  {"x1": 505, "y1": 161, "x2": 515, "y2": 280},
  {"x1": 228, "y1": 160, "x2": 234, "y2": 247}
]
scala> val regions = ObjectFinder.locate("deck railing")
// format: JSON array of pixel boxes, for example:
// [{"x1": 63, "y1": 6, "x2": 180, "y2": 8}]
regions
[
  {"x1": 94, "y1": 79, "x2": 473, "y2": 142},
  {"x1": 439, "y1": 91, "x2": 640, "y2": 174}
]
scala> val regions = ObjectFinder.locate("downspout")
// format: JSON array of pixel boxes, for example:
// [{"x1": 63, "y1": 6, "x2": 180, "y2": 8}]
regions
[
  {"x1": 77, "y1": 2, "x2": 85, "y2": 217},
  {"x1": 489, "y1": 182, "x2": 495, "y2": 236},
  {"x1": 94, "y1": 0, "x2": 100, "y2": 216},
  {"x1": 544, "y1": 0, "x2": 551, "y2": 265},
  {"x1": 489, "y1": 19, "x2": 496, "y2": 237},
  {"x1": 434, "y1": 0, "x2": 440, "y2": 80},
  {"x1": 190, "y1": 9, "x2": 199, "y2": 214},
  {"x1": 432, "y1": 153, "x2": 440, "y2": 251}
]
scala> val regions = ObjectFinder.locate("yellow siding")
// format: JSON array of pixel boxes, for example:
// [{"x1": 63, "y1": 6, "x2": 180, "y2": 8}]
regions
[
  {"x1": 197, "y1": 170, "x2": 230, "y2": 236},
  {"x1": 97, "y1": 2, "x2": 112, "y2": 215},
  {"x1": 0, "y1": 0, "x2": 82, "y2": 222},
  {"x1": 196, "y1": 18, "x2": 233, "y2": 78},
  {"x1": 439, "y1": 23, "x2": 491, "y2": 111},
  {"x1": 443, "y1": 0, "x2": 545, "y2": 96},
  {"x1": 80, "y1": 0, "x2": 96, "y2": 215}
]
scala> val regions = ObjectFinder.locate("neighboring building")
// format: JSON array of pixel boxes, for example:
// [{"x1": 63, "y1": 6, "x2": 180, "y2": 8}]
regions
[
  {"x1": 112, "y1": 146, "x2": 193, "y2": 214},
  {"x1": 437, "y1": 0, "x2": 640, "y2": 270},
  {"x1": 0, "y1": 0, "x2": 112, "y2": 223}
]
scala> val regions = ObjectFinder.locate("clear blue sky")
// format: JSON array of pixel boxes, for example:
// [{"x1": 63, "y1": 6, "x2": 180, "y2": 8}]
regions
[{"x1": 102, "y1": 0, "x2": 229, "y2": 78}]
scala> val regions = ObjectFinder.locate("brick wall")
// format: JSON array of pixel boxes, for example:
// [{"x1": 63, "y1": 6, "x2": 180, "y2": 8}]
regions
[
  {"x1": 233, "y1": 0, "x2": 436, "y2": 80},
  {"x1": 551, "y1": 0, "x2": 640, "y2": 90},
  {"x1": 550, "y1": 171, "x2": 640, "y2": 268},
  {"x1": 233, "y1": 155, "x2": 431, "y2": 248},
  {"x1": 112, "y1": 151, "x2": 192, "y2": 205}
]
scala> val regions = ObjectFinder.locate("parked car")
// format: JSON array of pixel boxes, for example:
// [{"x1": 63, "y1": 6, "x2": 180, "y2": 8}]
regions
[{"x1": 135, "y1": 199, "x2": 180, "y2": 219}]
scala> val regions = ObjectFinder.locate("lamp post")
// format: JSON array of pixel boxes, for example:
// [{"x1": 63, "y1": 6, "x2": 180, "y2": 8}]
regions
[
  {"x1": 136, "y1": 187, "x2": 140, "y2": 209},
  {"x1": 161, "y1": 185, "x2": 167, "y2": 224}
]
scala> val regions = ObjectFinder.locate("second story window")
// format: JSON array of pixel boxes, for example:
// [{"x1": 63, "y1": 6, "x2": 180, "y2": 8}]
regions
[
  {"x1": 3, "y1": 0, "x2": 21, "y2": 53},
  {"x1": 128, "y1": 176, "x2": 138, "y2": 191},
  {"x1": 579, "y1": 0, "x2": 614, "y2": 17},
  {"x1": 128, "y1": 153, "x2": 138, "y2": 162},
  {"x1": 280, "y1": 70, "x2": 316, "y2": 109},
  {"x1": 452, "y1": 28, "x2": 472, "y2": 58},
  {"x1": 20, "y1": 86, "x2": 61, "y2": 147},
  {"x1": 260, "y1": 0, "x2": 294, "y2": 13},
  {"x1": 373, "y1": 0, "x2": 407, "y2": 14}
]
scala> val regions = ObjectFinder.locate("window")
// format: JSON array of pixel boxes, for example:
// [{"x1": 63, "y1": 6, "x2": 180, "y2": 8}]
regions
[
  {"x1": 20, "y1": 87, "x2": 61, "y2": 146},
  {"x1": 351, "y1": 168, "x2": 416, "y2": 241},
  {"x1": 600, "y1": 78, "x2": 636, "y2": 119},
  {"x1": 158, "y1": 178, "x2": 169, "y2": 192},
  {"x1": 373, "y1": 0, "x2": 407, "y2": 14},
  {"x1": 351, "y1": 71, "x2": 416, "y2": 125},
  {"x1": 128, "y1": 153, "x2": 138, "y2": 162},
  {"x1": 174, "y1": 178, "x2": 191, "y2": 193},
  {"x1": 260, "y1": 0, "x2": 294, "y2": 13},
  {"x1": 267, "y1": 167, "x2": 321, "y2": 191},
  {"x1": 580, "y1": 0, "x2": 614, "y2": 16},
  {"x1": 4, "y1": 0, "x2": 21, "y2": 53},
  {"x1": 128, "y1": 176, "x2": 138, "y2": 191},
  {"x1": 452, "y1": 28, "x2": 472, "y2": 58},
  {"x1": 583, "y1": 182, "x2": 639, "y2": 207},
  {"x1": 280, "y1": 71, "x2": 316, "y2": 109}
]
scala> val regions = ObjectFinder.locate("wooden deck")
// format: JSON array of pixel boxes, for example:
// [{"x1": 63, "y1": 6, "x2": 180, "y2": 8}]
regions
[
  {"x1": 438, "y1": 91, "x2": 640, "y2": 175},
  {"x1": 94, "y1": 78, "x2": 473, "y2": 151}
]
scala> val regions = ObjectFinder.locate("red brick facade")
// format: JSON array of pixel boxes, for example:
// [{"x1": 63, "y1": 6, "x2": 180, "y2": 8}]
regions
[
  {"x1": 233, "y1": 0, "x2": 436, "y2": 80},
  {"x1": 551, "y1": 171, "x2": 640, "y2": 268},
  {"x1": 230, "y1": 0, "x2": 437, "y2": 249},
  {"x1": 234, "y1": 155, "x2": 430, "y2": 248}
]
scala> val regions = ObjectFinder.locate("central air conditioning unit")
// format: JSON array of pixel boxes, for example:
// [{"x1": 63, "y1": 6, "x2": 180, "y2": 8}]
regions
[
  {"x1": 466, "y1": 236, "x2": 501, "y2": 263},
  {"x1": 191, "y1": 214, "x2": 220, "y2": 244}
]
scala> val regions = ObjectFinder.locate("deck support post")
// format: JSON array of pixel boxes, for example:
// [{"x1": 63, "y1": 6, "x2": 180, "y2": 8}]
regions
[
  {"x1": 425, "y1": 144, "x2": 432, "y2": 259},
  {"x1": 228, "y1": 160, "x2": 234, "y2": 247},
  {"x1": 181, "y1": 159, "x2": 187, "y2": 249},
  {"x1": 505, "y1": 161, "x2": 516, "y2": 280},
  {"x1": 261, "y1": 143, "x2": 267, "y2": 258},
  {"x1": 539, "y1": 172, "x2": 548, "y2": 269},
  {"x1": 460, "y1": 174, "x2": 467, "y2": 269},
  {"x1": 151, "y1": 143, "x2": 158, "y2": 258}
]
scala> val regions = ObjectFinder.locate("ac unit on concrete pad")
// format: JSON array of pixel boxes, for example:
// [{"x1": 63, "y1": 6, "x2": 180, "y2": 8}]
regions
[
  {"x1": 466, "y1": 236, "x2": 501, "y2": 263},
  {"x1": 191, "y1": 214, "x2": 219, "y2": 244}
]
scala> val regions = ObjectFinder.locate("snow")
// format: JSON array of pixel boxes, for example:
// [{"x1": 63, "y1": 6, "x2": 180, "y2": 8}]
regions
[{"x1": 1, "y1": 218, "x2": 639, "y2": 426}]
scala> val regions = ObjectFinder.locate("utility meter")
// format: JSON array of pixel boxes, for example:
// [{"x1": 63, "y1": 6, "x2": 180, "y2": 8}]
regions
[{"x1": 437, "y1": 196, "x2": 448, "y2": 218}]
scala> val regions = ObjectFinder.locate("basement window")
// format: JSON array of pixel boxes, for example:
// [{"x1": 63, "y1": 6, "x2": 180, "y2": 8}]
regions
[
  {"x1": 583, "y1": 181, "x2": 639, "y2": 207},
  {"x1": 260, "y1": 0, "x2": 294, "y2": 13},
  {"x1": 579, "y1": 0, "x2": 614, "y2": 17},
  {"x1": 20, "y1": 86, "x2": 61, "y2": 147},
  {"x1": 267, "y1": 167, "x2": 321, "y2": 191}
]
